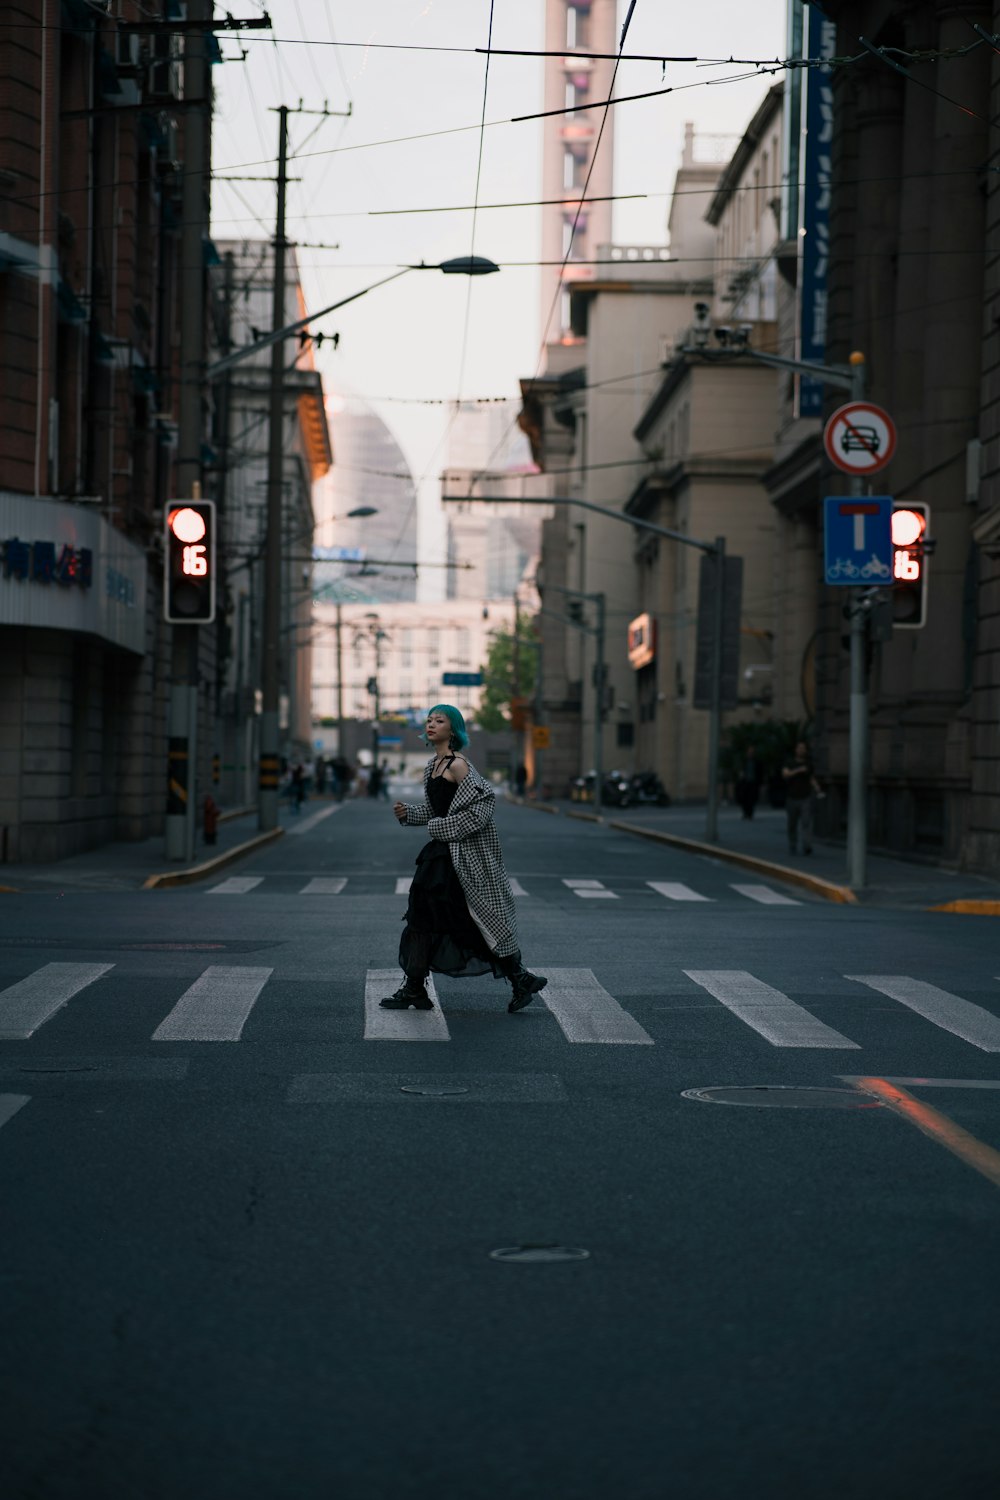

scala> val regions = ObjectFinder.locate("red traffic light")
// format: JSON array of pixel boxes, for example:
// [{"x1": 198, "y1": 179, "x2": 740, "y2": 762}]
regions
[
  {"x1": 891, "y1": 503, "x2": 929, "y2": 628},
  {"x1": 165, "y1": 500, "x2": 216, "y2": 623}
]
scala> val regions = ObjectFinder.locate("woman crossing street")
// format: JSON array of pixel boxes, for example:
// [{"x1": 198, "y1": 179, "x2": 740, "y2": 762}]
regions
[{"x1": 381, "y1": 705, "x2": 547, "y2": 1014}]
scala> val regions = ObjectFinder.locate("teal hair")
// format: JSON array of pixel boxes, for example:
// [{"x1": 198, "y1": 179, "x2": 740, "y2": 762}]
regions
[{"x1": 426, "y1": 703, "x2": 469, "y2": 750}]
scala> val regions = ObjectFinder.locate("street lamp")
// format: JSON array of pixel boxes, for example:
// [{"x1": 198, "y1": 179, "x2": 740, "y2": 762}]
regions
[{"x1": 242, "y1": 256, "x2": 500, "y2": 833}]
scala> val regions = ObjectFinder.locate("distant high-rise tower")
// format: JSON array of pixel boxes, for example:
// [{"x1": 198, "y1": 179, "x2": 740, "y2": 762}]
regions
[{"x1": 539, "y1": 0, "x2": 618, "y2": 348}]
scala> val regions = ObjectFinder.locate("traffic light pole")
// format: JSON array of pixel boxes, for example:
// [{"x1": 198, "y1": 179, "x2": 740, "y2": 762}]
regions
[
  {"x1": 258, "y1": 105, "x2": 290, "y2": 832},
  {"x1": 166, "y1": 2, "x2": 208, "y2": 862},
  {"x1": 846, "y1": 361, "x2": 869, "y2": 890}
]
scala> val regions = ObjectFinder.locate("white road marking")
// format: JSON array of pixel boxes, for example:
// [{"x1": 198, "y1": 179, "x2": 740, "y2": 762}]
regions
[
  {"x1": 151, "y1": 966, "x2": 273, "y2": 1042},
  {"x1": 286, "y1": 804, "x2": 343, "y2": 835},
  {"x1": 510, "y1": 878, "x2": 528, "y2": 897},
  {"x1": 300, "y1": 877, "x2": 347, "y2": 894},
  {"x1": 0, "y1": 963, "x2": 115, "y2": 1041},
  {"x1": 395, "y1": 877, "x2": 412, "y2": 895},
  {"x1": 684, "y1": 970, "x2": 860, "y2": 1049},
  {"x1": 0, "y1": 1095, "x2": 30, "y2": 1131},
  {"x1": 207, "y1": 876, "x2": 263, "y2": 895},
  {"x1": 364, "y1": 970, "x2": 448, "y2": 1042},
  {"x1": 562, "y1": 879, "x2": 618, "y2": 899},
  {"x1": 847, "y1": 976, "x2": 1000, "y2": 1051},
  {"x1": 540, "y1": 968, "x2": 653, "y2": 1045},
  {"x1": 731, "y1": 884, "x2": 802, "y2": 906},
  {"x1": 648, "y1": 882, "x2": 712, "y2": 902}
]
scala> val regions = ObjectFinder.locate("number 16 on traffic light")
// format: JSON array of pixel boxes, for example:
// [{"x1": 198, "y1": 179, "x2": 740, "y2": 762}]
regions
[
  {"x1": 891, "y1": 502, "x2": 929, "y2": 629},
  {"x1": 164, "y1": 501, "x2": 216, "y2": 624}
]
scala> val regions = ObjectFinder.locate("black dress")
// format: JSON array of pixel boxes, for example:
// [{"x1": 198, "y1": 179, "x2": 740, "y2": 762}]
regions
[{"x1": 399, "y1": 769, "x2": 502, "y2": 979}]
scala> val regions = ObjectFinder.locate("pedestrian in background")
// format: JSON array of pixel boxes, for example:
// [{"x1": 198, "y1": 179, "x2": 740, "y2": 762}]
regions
[
  {"x1": 382, "y1": 704, "x2": 547, "y2": 1015},
  {"x1": 290, "y1": 761, "x2": 306, "y2": 814},
  {"x1": 782, "y1": 740, "x2": 824, "y2": 854},
  {"x1": 735, "y1": 745, "x2": 763, "y2": 820},
  {"x1": 514, "y1": 762, "x2": 528, "y2": 798}
]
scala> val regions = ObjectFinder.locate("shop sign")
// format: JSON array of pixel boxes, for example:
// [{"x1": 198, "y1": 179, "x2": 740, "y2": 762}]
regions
[
  {"x1": 627, "y1": 612, "x2": 656, "y2": 670},
  {"x1": 0, "y1": 493, "x2": 147, "y2": 654}
]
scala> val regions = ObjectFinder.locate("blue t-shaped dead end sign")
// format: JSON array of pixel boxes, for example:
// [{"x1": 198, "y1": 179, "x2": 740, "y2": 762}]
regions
[{"x1": 823, "y1": 496, "x2": 893, "y2": 585}]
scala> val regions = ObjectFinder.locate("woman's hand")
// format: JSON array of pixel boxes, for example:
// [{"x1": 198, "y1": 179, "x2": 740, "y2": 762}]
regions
[{"x1": 393, "y1": 801, "x2": 407, "y2": 824}]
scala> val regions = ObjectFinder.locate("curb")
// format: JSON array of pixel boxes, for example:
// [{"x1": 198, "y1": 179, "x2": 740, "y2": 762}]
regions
[
  {"x1": 143, "y1": 828, "x2": 285, "y2": 889},
  {"x1": 929, "y1": 899, "x2": 1000, "y2": 916},
  {"x1": 508, "y1": 796, "x2": 856, "y2": 905},
  {"x1": 604, "y1": 820, "x2": 857, "y2": 904}
]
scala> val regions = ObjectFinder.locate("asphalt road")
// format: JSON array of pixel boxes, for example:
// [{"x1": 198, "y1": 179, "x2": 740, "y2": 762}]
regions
[{"x1": 2, "y1": 793, "x2": 999, "y2": 1499}]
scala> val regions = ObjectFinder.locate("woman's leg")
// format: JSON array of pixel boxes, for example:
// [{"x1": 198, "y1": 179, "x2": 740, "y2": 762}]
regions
[{"x1": 497, "y1": 951, "x2": 547, "y2": 1013}]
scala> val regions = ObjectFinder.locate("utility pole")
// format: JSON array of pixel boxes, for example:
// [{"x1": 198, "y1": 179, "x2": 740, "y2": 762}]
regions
[
  {"x1": 166, "y1": 0, "x2": 209, "y2": 861},
  {"x1": 845, "y1": 353, "x2": 868, "y2": 889},
  {"x1": 335, "y1": 602, "x2": 344, "y2": 756},
  {"x1": 593, "y1": 591, "x2": 606, "y2": 816},
  {"x1": 258, "y1": 104, "x2": 290, "y2": 831}
]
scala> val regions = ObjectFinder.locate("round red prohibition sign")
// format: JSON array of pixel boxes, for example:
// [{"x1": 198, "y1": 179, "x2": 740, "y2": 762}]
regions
[{"x1": 823, "y1": 401, "x2": 897, "y2": 476}]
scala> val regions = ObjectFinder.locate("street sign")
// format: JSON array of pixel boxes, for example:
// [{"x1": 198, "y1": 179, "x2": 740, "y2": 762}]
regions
[
  {"x1": 823, "y1": 401, "x2": 897, "y2": 475},
  {"x1": 441, "y1": 671, "x2": 482, "y2": 686},
  {"x1": 693, "y1": 554, "x2": 743, "y2": 711},
  {"x1": 532, "y1": 725, "x2": 550, "y2": 749},
  {"x1": 823, "y1": 496, "x2": 893, "y2": 585}
]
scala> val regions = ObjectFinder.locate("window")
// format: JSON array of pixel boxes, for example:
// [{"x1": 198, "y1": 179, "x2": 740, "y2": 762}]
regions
[
  {"x1": 566, "y1": 7, "x2": 576, "y2": 46},
  {"x1": 616, "y1": 722, "x2": 634, "y2": 748},
  {"x1": 563, "y1": 150, "x2": 576, "y2": 190},
  {"x1": 565, "y1": 82, "x2": 576, "y2": 113}
]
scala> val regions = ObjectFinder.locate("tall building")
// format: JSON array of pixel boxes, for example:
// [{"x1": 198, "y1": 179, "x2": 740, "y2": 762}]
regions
[
  {"x1": 539, "y1": 0, "x2": 619, "y2": 347},
  {"x1": 441, "y1": 401, "x2": 541, "y2": 602},
  {"x1": 314, "y1": 394, "x2": 418, "y2": 606}
]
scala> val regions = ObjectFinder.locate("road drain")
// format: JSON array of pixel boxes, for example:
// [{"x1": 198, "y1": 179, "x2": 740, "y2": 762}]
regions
[
  {"x1": 682, "y1": 1085, "x2": 882, "y2": 1110},
  {"x1": 489, "y1": 1245, "x2": 591, "y2": 1263},
  {"x1": 400, "y1": 1084, "x2": 470, "y2": 1097}
]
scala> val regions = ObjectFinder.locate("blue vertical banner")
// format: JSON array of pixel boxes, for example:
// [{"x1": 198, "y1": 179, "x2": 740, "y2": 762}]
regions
[{"x1": 798, "y1": 5, "x2": 836, "y2": 417}]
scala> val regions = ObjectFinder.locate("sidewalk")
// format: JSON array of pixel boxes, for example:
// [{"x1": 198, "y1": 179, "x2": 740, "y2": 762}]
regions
[
  {"x1": 0, "y1": 801, "x2": 314, "y2": 895},
  {"x1": 512, "y1": 796, "x2": 1000, "y2": 912}
]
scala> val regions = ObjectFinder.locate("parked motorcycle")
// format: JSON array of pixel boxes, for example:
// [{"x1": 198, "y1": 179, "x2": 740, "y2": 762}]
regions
[
  {"x1": 626, "y1": 771, "x2": 671, "y2": 807},
  {"x1": 570, "y1": 770, "x2": 632, "y2": 806}
]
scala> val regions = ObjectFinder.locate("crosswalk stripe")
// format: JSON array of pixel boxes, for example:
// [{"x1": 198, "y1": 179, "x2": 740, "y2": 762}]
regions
[
  {"x1": 648, "y1": 881, "x2": 712, "y2": 902},
  {"x1": 207, "y1": 876, "x2": 263, "y2": 895},
  {"x1": 300, "y1": 877, "x2": 347, "y2": 894},
  {"x1": 364, "y1": 970, "x2": 449, "y2": 1041},
  {"x1": 286, "y1": 804, "x2": 343, "y2": 835},
  {"x1": 151, "y1": 966, "x2": 273, "y2": 1042},
  {"x1": 510, "y1": 878, "x2": 528, "y2": 897},
  {"x1": 684, "y1": 970, "x2": 860, "y2": 1049},
  {"x1": 731, "y1": 884, "x2": 802, "y2": 906},
  {"x1": 0, "y1": 963, "x2": 115, "y2": 1041},
  {"x1": 562, "y1": 879, "x2": 618, "y2": 900},
  {"x1": 0, "y1": 1095, "x2": 30, "y2": 1131},
  {"x1": 847, "y1": 975, "x2": 1000, "y2": 1052},
  {"x1": 395, "y1": 877, "x2": 412, "y2": 895},
  {"x1": 540, "y1": 968, "x2": 653, "y2": 1045}
]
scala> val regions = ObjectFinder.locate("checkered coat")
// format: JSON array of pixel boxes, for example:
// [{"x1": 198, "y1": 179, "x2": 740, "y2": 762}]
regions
[{"x1": 400, "y1": 757, "x2": 519, "y2": 958}]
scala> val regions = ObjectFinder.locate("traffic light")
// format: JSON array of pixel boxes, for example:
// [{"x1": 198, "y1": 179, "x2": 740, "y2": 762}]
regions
[
  {"x1": 891, "y1": 502, "x2": 929, "y2": 629},
  {"x1": 165, "y1": 500, "x2": 216, "y2": 623}
]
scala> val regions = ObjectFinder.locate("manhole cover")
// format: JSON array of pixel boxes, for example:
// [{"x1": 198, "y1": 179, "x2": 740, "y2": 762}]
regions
[
  {"x1": 489, "y1": 1245, "x2": 591, "y2": 1263},
  {"x1": 682, "y1": 1085, "x2": 881, "y2": 1110},
  {"x1": 400, "y1": 1084, "x2": 470, "y2": 1097}
]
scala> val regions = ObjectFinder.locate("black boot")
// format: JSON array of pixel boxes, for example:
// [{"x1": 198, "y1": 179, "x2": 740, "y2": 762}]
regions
[
  {"x1": 498, "y1": 952, "x2": 547, "y2": 1013},
  {"x1": 380, "y1": 973, "x2": 433, "y2": 1009}
]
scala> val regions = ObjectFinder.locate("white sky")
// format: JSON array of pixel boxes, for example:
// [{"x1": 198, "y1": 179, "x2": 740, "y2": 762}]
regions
[{"x1": 211, "y1": 1, "x2": 788, "y2": 568}]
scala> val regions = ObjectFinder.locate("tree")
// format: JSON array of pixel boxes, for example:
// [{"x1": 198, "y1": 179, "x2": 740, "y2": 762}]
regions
[{"x1": 476, "y1": 614, "x2": 538, "y2": 732}]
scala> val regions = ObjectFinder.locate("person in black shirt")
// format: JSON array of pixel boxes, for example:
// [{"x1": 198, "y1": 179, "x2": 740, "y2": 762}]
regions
[{"x1": 781, "y1": 740, "x2": 823, "y2": 854}]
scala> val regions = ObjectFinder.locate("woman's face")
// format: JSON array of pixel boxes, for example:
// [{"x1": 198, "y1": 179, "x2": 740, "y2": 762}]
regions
[{"x1": 426, "y1": 712, "x2": 451, "y2": 746}]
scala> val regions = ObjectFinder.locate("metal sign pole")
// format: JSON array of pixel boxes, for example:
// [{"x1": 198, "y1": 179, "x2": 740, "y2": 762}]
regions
[
  {"x1": 846, "y1": 358, "x2": 868, "y2": 889},
  {"x1": 706, "y1": 537, "x2": 726, "y2": 843}
]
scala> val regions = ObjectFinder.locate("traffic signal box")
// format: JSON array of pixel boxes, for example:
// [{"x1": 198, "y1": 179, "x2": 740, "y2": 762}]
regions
[
  {"x1": 890, "y1": 502, "x2": 929, "y2": 629},
  {"x1": 165, "y1": 500, "x2": 216, "y2": 624}
]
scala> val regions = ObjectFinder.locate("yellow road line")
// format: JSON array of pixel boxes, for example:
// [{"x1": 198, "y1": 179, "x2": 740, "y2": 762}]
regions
[
  {"x1": 852, "y1": 1076, "x2": 1000, "y2": 1191},
  {"x1": 930, "y1": 900, "x2": 1000, "y2": 916}
]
